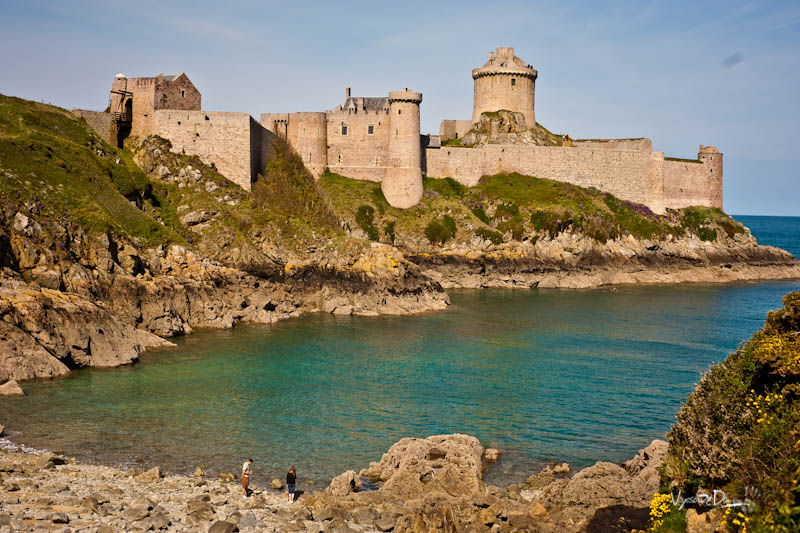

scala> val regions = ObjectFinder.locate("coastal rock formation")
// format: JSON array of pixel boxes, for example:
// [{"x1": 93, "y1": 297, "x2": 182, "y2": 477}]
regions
[
  {"x1": 0, "y1": 433, "x2": 678, "y2": 532},
  {"x1": 410, "y1": 230, "x2": 800, "y2": 290},
  {"x1": 358, "y1": 434, "x2": 485, "y2": 499}
]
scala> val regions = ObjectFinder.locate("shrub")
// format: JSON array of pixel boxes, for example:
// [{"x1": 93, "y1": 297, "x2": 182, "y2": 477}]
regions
[
  {"x1": 425, "y1": 215, "x2": 456, "y2": 244},
  {"x1": 697, "y1": 227, "x2": 717, "y2": 241},
  {"x1": 530, "y1": 209, "x2": 572, "y2": 238},
  {"x1": 475, "y1": 227, "x2": 503, "y2": 244},
  {"x1": 497, "y1": 216, "x2": 524, "y2": 240},
  {"x1": 665, "y1": 290, "x2": 800, "y2": 526},
  {"x1": 494, "y1": 202, "x2": 519, "y2": 221},
  {"x1": 355, "y1": 204, "x2": 379, "y2": 241},
  {"x1": 470, "y1": 204, "x2": 490, "y2": 224}
]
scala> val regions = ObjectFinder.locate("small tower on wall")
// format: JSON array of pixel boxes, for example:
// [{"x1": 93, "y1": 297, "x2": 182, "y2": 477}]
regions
[
  {"x1": 383, "y1": 89, "x2": 423, "y2": 209},
  {"x1": 698, "y1": 145, "x2": 723, "y2": 210},
  {"x1": 472, "y1": 46, "x2": 538, "y2": 128}
]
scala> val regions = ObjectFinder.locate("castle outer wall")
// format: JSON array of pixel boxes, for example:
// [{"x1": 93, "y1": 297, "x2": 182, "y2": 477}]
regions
[
  {"x1": 424, "y1": 144, "x2": 722, "y2": 214},
  {"x1": 153, "y1": 111, "x2": 272, "y2": 191}
]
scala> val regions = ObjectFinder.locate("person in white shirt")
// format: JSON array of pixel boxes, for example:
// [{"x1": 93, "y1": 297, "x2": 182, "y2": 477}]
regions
[{"x1": 242, "y1": 458, "x2": 253, "y2": 497}]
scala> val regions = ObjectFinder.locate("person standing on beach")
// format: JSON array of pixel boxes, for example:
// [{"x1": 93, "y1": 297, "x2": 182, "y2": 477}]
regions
[
  {"x1": 242, "y1": 458, "x2": 253, "y2": 497},
  {"x1": 286, "y1": 466, "x2": 296, "y2": 502}
]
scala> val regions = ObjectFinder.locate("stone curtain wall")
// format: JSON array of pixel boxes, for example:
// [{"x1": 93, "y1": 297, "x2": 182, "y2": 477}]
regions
[
  {"x1": 153, "y1": 110, "x2": 259, "y2": 190},
  {"x1": 71, "y1": 110, "x2": 115, "y2": 145},
  {"x1": 326, "y1": 105, "x2": 391, "y2": 182},
  {"x1": 572, "y1": 138, "x2": 653, "y2": 152},
  {"x1": 439, "y1": 120, "x2": 474, "y2": 142},
  {"x1": 428, "y1": 145, "x2": 721, "y2": 214},
  {"x1": 663, "y1": 160, "x2": 719, "y2": 210}
]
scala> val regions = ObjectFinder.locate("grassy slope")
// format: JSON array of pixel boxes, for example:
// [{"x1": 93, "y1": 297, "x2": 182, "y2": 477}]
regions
[
  {"x1": 319, "y1": 170, "x2": 745, "y2": 246},
  {"x1": 0, "y1": 94, "x2": 180, "y2": 247},
  {"x1": 661, "y1": 290, "x2": 800, "y2": 531}
]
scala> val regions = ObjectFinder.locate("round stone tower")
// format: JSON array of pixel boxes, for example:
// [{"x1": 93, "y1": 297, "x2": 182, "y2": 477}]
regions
[
  {"x1": 382, "y1": 89, "x2": 423, "y2": 209},
  {"x1": 472, "y1": 46, "x2": 538, "y2": 128},
  {"x1": 698, "y1": 145, "x2": 723, "y2": 210}
]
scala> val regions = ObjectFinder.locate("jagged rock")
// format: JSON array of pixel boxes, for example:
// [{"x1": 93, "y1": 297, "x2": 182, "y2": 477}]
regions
[
  {"x1": 326, "y1": 470, "x2": 360, "y2": 496},
  {"x1": 0, "y1": 379, "x2": 24, "y2": 396},
  {"x1": 359, "y1": 434, "x2": 484, "y2": 499},
  {"x1": 271, "y1": 478, "x2": 284, "y2": 490},
  {"x1": 528, "y1": 503, "x2": 547, "y2": 518},
  {"x1": 123, "y1": 506, "x2": 150, "y2": 522},
  {"x1": 208, "y1": 520, "x2": 238, "y2": 533},
  {"x1": 135, "y1": 466, "x2": 162, "y2": 482}
]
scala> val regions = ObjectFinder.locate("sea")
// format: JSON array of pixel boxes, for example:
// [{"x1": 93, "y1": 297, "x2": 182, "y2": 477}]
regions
[{"x1": 0, "y1": 215, "x2": 798, "y2": 487}]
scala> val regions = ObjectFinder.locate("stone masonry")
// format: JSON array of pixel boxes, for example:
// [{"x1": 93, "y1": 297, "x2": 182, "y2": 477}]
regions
[{"x1": 71, "y1": 45, "x2": 722, "y2": 212}]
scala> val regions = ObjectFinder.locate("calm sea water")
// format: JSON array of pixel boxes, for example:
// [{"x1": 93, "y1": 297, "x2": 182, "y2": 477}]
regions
[
  {"x1": 733, "y1": 215, "x2": 800, "y2": 258},
  {"x1": 1, "y1": 217, "x2": 798, "y2": 487}
]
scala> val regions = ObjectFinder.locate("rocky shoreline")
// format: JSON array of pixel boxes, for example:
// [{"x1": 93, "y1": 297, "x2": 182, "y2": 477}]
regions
[{"x1": 0, "y1": 433, "x2": 670, "y2": 533}]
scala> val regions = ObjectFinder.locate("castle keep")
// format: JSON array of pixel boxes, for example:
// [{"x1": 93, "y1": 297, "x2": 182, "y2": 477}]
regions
[{"x1": 73, "y1": 46, "x2": 722, "y2": 213}]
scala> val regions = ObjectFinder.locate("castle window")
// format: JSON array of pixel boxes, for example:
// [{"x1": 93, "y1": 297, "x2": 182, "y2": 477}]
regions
[
  {"x1": 195, "y1": 133, "x2": 199, "y2": 137},
  {"x1": 341, "y1": 124, "x2": 348, "y2": 135},
  {"x1": 205, "y1": 115, "x2": 210, "y2": 121},
  {"x1": 398, "y1": 109, "x2": 401, "y2": 115},
  {"x1": 395, "y1": 129, "x2": 399, "y2": 137},
  {"x1": 338, "y1": 154, "x2": 342, "y2": 163},
  {"x1": 177, "y1": 121, "x2": 181, "y2": 125},
  {"x1": 181, "y1": 90, "x2": 185, "y2": 98},
  {"x1": 511, "y1": 78, "x2": 516, "y2": 86},
  {"x1": 368, "y1": 125, "x2": 374, "y2": 135}
]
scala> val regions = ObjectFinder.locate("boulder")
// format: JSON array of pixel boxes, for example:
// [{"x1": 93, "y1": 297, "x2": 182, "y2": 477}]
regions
[
  {"x1": 208, "y1": 521, "x2": 238, "y2": 533},
  {"x1": 0, "y1": 380, "x2": 24, "y2": 396},
  {"x1": 0, "y1": 424, "x2": 4, "y2": 436},
  {"x1": 528, "y1": 503, "x2": 547, "y2": 518},
  {"x1": 484, "y1": 448, "x2": 502, "y2": 463},
  {"x1": 271, "y1": 478, "x2": 284, "y2": 490},
  {"x1": 326, "y1": 470, "x2": 361, "y2": 497},
  {"x1": 359, "y1": 434, "x2": 484, "y2": 499},
  {"x1": 135, "y1": 466, "x2": 162, "y2": 482}
]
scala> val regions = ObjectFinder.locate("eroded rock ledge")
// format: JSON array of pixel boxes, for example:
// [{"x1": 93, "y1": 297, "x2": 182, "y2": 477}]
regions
[{"x1": 0, "y1": 434, "x2": 668, "y2": 532}]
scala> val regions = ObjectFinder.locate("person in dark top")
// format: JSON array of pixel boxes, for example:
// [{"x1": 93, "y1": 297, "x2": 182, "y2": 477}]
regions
[{"x1": 286, "y1": 466, "x2": 297, "y2": 502}]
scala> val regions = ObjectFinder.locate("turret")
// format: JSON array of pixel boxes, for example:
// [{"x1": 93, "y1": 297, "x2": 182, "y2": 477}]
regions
[
  {"x1": 382, "y1": 89, "x2": 423, "y2": 208},
  {"x1": 698, "y1": 145, "x2": 723, "y2": 210},
  {"x1": 472, "y1": 46, "x2": 537, "y2": 128}
]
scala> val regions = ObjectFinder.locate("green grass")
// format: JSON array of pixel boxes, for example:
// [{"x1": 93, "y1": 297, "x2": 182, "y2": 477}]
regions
[
  {"x1": 318, "y1": 169, "x2": 741, "y2": 246},
  {"x1": 0, "y1": 94, "x2": 179, "y2": 246}
]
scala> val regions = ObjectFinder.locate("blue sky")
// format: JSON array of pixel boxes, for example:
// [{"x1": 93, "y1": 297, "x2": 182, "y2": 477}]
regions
[{"x1": 1, "y1": 1, "x2": 798, "y2": 215}]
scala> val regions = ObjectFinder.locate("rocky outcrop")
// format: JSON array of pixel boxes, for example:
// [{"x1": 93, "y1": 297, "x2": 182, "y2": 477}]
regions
[
  {"x1": 410, "y1": 231, "x2": 800, "y2": 289},
  {"x1": 359, "y1": 434, "x2": 485, "y2": 499},
  {"x1": 299, "y1": 435, "x2": 668, "y2": 533}
]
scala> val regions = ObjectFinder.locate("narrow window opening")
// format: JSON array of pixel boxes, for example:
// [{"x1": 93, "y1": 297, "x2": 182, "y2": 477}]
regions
[
  {"x1": 195, "y1": 132, "x2": 199, "y2": 137},
  {"x1": 395, "y1": 129, "x2": 399, "y2": 137},
  {"x1": 177, "y1": 121, "x2": 181, "y2": 125},
  {"x1": 205, "y1": 115, "x2": 210, "y2": 121},
  {"x1": 341, "y1": 124, "x2": 348, "y2": 135},
  {"x1": 511, "y1": 78, "x2": 516, "y2": 86},
  {"x1": 368, "y1": 125, "x2": 374, "y2": 135},
  {"x1": 338, "y1": 153, "x2": 342, "y2": 163},
  {"x1": 398, "y1": 109, "x2": 401, "y2": 115},
  {"x1": 181, "y1": 89, "x2": 186, "y2": 98}
]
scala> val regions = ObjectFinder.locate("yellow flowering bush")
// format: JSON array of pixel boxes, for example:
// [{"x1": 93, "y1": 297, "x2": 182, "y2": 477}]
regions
[
  {"x1": 747, "y1": 390, "x2": 785, "y2": 424},
  {"x1": 649, "y1": 492, "x2": 672, "y2": 531},
  {"x1": 752, "y1": 332, "x2": 800, "y2": 376},
  {"x1": 724, "y1": 507, "x2": 751, "y2": 532}
]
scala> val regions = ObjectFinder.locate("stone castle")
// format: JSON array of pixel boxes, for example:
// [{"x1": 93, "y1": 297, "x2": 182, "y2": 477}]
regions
[{"x1": 72, "y1": 46, "x2": 722, "y2": 214}]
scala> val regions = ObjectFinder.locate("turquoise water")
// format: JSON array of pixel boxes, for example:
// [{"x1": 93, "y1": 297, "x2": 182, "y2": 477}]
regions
[
  {"x1": 0, "y1": 217, "x2": 798, "y2": 487},
  {"x1": 733, "y1": 215, "x2": 800, "y2": 258}
]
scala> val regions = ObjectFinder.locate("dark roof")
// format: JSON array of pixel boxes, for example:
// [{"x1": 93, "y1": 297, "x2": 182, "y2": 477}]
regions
[{"x1": 344, "y1": 96, "x2": 388, "y2": 111}]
